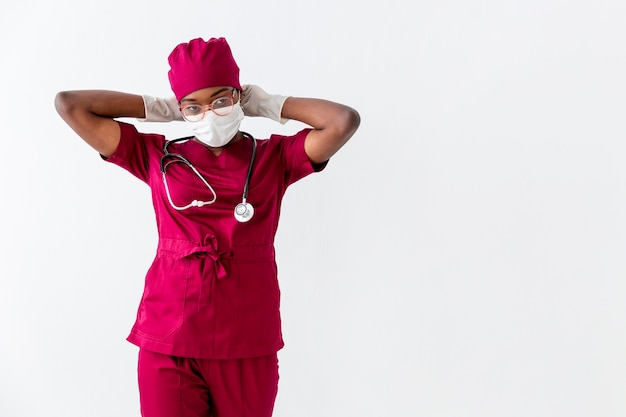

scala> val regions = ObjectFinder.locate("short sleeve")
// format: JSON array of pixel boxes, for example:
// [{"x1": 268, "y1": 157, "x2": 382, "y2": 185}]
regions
[
  {"x1": 275, "y1": 128, "x2": 328, "y2": 187},
  {"x1": 104, "y1": 121, "x2": 165, "y2": 184}
]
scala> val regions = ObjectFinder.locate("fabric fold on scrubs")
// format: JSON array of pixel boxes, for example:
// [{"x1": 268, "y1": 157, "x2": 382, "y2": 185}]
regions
[{"x1": 105, "y1": 122, "x2": 324, "y2": 359}]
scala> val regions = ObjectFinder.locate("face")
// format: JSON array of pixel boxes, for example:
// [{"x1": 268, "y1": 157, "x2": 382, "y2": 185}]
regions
[{"x1": 179, "y1": 86, "x2": 240, "y2": 121}]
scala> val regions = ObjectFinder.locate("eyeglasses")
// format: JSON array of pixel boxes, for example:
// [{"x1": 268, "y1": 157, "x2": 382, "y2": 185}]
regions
[{"x1": 180, "y1": 89, "x2": 238, "y2": 122}]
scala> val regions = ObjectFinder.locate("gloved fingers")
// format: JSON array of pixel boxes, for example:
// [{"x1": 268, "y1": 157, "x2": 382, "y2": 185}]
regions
[
  {"x1": 138, "y1": 95, "x2": 183, "y2": 122},
  {"x1": 239, "y1": 84, "x2": 287, "y2": 123}
]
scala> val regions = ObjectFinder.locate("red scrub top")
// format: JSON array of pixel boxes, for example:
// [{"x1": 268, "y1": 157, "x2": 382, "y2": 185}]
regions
[{"x1": 106, "y1": 121, "x2": 323, "y2": 359}]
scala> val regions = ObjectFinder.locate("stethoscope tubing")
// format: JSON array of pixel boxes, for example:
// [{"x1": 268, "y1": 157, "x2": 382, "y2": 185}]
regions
[{"x1": 160, "y1": 133, "x2": 256, "y2": 221}]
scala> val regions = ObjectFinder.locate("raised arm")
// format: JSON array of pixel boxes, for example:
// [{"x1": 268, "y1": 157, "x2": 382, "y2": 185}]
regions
[
  {"x1": 54, "y1": 90, "x2": 146, "y2": 157},
  {"x1": 240, "y1": 85, "x2": 360, "y2": 165},
  {"x1": 281, "y1": 97, "x2": 360, "y2": 165}
]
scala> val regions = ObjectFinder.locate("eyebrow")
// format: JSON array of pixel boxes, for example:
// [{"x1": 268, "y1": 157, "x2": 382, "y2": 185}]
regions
[{"x1": 180, "y1": 87, "x2": 233, "y2": 103}]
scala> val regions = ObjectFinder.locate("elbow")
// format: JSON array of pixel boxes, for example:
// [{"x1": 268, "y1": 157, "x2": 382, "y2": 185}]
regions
[
  {"x1": 54, "y1": 90, "x2": 74, "y2": 118},
  {"x1": 339, "y1": 106, "x2": 361, "y2": 141},
  {"x1": 55, "y1": 90, "x2": 90, "y2": 126},
  {"x1": 347, "y1": 107, "x2": 361, "y2": 134}
]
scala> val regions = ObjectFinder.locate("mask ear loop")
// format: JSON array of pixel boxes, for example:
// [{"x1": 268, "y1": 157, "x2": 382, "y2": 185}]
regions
[{"x1": 236, "y1": 88, "x2": 247, "y2": 114}]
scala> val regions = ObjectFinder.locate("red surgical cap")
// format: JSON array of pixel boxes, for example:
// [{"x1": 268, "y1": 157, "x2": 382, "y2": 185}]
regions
[{"x1": 167, "y1": 37, "x2": 242, "y2": 101}]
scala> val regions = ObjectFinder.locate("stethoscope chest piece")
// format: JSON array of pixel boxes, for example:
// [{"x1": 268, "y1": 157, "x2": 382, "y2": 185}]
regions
[
  {"x1": 161, "y1": 132, "x2": 257, "y2": 222},
  {"x1": 234, "y1": 201, "x2": 254, "y2": 223}
]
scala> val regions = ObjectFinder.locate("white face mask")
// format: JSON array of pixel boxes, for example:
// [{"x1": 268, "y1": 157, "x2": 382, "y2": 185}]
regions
[{"x1": 186, "y1": 104, "x2": 244, "y2": 147}]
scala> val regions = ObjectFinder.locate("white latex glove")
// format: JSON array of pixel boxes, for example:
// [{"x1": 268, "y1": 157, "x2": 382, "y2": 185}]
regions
[
  {"x1": 137, "y1": 95, "x2": 183, "y2": 122},
  {"x1": 240, "y1": 84, "x2": 289, "y2": 124}
]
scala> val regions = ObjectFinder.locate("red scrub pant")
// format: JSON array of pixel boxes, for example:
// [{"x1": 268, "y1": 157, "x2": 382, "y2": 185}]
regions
[{"x1": 137, "y1": 349, "x2": 279, "y2": 417}]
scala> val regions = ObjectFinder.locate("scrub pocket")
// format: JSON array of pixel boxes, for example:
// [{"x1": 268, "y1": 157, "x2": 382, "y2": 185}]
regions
[{"x1": 134, "y1": 255, "x2": 190, "y2": 341}]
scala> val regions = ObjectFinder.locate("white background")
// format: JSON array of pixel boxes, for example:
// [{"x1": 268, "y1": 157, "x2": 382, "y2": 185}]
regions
[{"x1": 1, "y1": 1, "x2": 626, "y2": 416}]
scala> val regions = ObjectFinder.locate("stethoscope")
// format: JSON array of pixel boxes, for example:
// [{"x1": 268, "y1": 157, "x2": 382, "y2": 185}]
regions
[{"x1": 160, "y1": 132, "x2": 257, "y2": 222}]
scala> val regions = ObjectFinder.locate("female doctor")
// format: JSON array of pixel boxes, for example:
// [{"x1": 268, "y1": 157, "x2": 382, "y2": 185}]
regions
[{"x1": 54, "y1": 37, "x2": 360, "y2": 417}]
